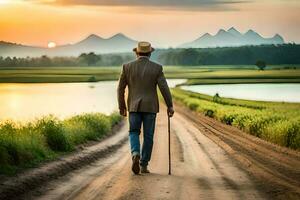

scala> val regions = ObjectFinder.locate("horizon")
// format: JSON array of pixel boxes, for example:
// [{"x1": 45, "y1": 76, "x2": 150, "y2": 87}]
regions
[
  {"x1": 0, "y1": 27, "x2": 287, "y2": 49},
  {"x1": 0, "y1": 0, "x2": 300, "y2": 48}
]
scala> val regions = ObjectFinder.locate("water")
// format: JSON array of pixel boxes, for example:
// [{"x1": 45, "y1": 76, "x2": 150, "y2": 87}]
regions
[
  {"x1": 181, "y1": 83, "x2": 300, "y2": 103},
  {"x1": 0, "y1": 79, "x2": 185, "y2": 121}
]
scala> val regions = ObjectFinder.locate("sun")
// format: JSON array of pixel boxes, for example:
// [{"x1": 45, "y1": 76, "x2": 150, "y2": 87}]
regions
[{"x1": 48, "y1": 42, "x2": 56, "y2": 48}]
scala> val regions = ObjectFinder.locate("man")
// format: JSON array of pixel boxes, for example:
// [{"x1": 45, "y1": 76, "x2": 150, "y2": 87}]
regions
[{"x1": 117, "y1": 41, "x2": 174, "y2": 175}]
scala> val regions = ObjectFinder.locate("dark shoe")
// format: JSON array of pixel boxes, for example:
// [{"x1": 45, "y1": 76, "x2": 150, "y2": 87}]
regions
[
  {"x1": 132, "y1": 155, "x2": 140, "y2": 174},
  {"x1": 140, "y1": 165, "x2": 150, "y2": 173}
]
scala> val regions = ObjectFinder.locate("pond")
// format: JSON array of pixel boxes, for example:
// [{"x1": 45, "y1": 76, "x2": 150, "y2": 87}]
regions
[
  {"x1": 0, "y1": 79, "x2": 185, "y2": 121},
  {"x1": 181, "y1": 83, "x2": 300, "y2": 103}
]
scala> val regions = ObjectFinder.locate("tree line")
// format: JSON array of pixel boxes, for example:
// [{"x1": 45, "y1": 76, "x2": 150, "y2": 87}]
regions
[
  {"x1": 0, "y1": 44, "x2": 299, "y2": 67},
  {"x1": 0, "y1": 52, "x2": 134, "y2": 67},
  {"x1": 155, "y1": 44, "x2": 300, "y2": 65}
]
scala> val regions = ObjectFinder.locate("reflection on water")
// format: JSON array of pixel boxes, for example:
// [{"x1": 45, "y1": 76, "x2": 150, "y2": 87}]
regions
[
  {"x1": 181, "y1": 83, "x2": 300, "y2": 103},
  {"x1": 0, "y1": 79, "x2": 185, "y2": 121}
]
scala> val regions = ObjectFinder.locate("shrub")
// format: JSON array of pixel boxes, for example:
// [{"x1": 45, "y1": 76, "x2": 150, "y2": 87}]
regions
[
  {"x1": 263, "y1": 119, "x2": 300, "y2": 148},
  {"x1": 109, "y1": 112, "x2": 122, "y2": 126},
  {"x1": 88, "y1": 76, "x2": 97, "y2": 82},
  {"x1": 187, "y1": 102, "x2": 199, "y2": 111},
  {"x1": 36, "y1": 117, "x2": 72, "y2": 152},
  {"x1": 0, "y1": 121, "x2": 50, "y2": 174},
  {"x1": 66, "y1": 113, "x2": 111, "y2": 141},
  {"x1": 63, "y1": 120, "x2": 90, "y2": 145},
  {"x1": 205, "y1": 110, "x2": 214, "y2": 118}
]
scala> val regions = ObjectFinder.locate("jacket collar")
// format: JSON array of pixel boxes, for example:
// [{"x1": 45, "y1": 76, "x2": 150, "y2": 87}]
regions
[{"x1": 138, "y1": 56, "x2": 150, "y2": 60}]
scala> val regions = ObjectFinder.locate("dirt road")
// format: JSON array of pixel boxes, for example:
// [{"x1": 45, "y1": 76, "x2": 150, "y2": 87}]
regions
[{"x1": 25, "y1": 105, "x2": 288, "y2": 200}]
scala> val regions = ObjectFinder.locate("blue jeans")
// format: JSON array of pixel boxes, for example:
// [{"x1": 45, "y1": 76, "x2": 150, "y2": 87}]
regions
[{"x1": 129, "y1": 112, "x2": 156, "y2": 167}]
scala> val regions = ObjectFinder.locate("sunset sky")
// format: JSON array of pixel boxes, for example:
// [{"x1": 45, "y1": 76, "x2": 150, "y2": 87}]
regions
[{"x1": 0, "y1": 0, "x2": 299, "y2": 48}]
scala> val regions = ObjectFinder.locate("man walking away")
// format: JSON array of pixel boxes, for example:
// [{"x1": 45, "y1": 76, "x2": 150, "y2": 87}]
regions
[{"x1": 117, "y1": 41, "x2": 174, "y2": 175}]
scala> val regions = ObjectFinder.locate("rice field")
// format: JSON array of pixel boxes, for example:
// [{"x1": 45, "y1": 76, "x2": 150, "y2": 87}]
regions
[{"x1": 0, "y1": 66, "x2": 300, "y2": 83}]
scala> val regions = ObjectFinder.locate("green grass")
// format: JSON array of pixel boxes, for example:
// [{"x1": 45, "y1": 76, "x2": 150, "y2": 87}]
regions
[
  {"x1": 164, "y1": 66, "x2": 300, "y2": 85},
  {"x1": 1, "y1": 65, "x2": 300, "y2": 83},
  {"x1": 172, "y1": 88, "x2": 300, "y2": 150},
  {"x1": 0, "y1": 66, "x2": 121, "y2": 83},
  {"x1": 184, "y1": 79, "x2": 300, "y2": 85},
  {"x1": 0, "y1": 112, "x2": 122, "y2": 175}
]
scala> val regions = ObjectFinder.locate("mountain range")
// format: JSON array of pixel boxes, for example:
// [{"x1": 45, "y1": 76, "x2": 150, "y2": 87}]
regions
[
  {"x1": 180, "y1": 27, "x2": 284, "y2": 48},
  {"x1": 0, "y1": 33, "x2": 137, "y2": 57},
  {"x1": 0, "y1": 28, "x2": 285, "y2": 57}
]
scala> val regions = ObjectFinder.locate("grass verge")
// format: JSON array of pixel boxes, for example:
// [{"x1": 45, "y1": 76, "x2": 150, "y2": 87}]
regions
[
  {"x1": 172, "y1": 88, "x2": 300, "y2": 150},
  {"x1": 0, "y1": 112, "x2": 122, "y2": 175}
]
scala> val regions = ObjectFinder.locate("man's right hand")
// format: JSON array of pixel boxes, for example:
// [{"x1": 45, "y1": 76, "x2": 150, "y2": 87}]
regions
[
  {"x1": 119, "y1": 109, "x2": 127, "y2": 117},
  {"x1": 167, "y1": 107, "x2": 175, "y2": 117}
]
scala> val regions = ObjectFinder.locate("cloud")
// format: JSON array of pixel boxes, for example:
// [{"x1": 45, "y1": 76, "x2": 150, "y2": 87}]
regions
[{"x1": 31, "y1": 0, "x2": 250, "y2": 11}]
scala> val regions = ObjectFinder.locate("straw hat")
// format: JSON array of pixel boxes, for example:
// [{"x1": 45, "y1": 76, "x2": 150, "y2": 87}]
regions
[{"x1": 133, "y1": 41, "x2": 155, "y2": 53}]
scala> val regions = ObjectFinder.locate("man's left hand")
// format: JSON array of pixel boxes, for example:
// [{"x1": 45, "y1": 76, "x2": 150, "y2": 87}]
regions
[{"x1": 168, "y1": 107, "x2": 175, "y2": 117}]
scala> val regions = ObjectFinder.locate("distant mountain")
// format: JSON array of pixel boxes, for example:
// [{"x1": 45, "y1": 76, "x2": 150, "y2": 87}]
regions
[
  {"x1": 227, "y1": 27, "x2": 242, "y2": 37},
  {"x1": 0, "y1": 33, "x2": 138, "y2": 57},
  {"x1": 0, "y1": 29, "x2": 286, "y2": 57},
  {"x1": 0, "y1": 41, "x2": 49, "y2": 58},
  {"x1": 180, "y1": 27, "x2": 284, "y2": 48}
]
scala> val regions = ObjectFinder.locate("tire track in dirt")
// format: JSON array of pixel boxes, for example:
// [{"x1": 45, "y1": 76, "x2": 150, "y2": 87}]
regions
[
  {"x1": 175, "y1": 104, "x2": 300, "y2": 199},
  {"x1": 202, "y1": 118, "x2": 300, "y2": 170}
]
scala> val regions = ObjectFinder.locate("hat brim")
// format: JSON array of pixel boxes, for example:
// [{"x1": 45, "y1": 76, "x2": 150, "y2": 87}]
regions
[{"x1": 133, "y1": 47, "x2": 155, "y2": 53}]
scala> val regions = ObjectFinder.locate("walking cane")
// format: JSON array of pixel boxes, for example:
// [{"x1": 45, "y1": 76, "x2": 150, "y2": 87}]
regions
[{"x1": 168, "y1": 112, "x2": 171, "y2": 175}]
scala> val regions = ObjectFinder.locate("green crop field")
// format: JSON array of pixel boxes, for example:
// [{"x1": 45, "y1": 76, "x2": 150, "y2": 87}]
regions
[
  {"x1": 172, "y1": 88, "x2": 300, "y2": 150},
  {"x1": 0, "y1": 112, "x2": 122, "y2": 175},
  {"x1": 1, "y1": 65, "x2": 300, "y2": 83},
  {"x1": 0, "y1": 67, "x2": 121, "y2": 83}
]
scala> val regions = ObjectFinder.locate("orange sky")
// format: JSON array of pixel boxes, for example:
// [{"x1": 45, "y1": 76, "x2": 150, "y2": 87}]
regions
[{"x1": 0, "y1": 0, "x2": 300, "y2": 48}]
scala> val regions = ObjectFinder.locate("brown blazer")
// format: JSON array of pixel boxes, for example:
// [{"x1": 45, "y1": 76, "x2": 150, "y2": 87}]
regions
[{"x1": 117, "y1": 57, "x2": 173, "y2": 113}]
